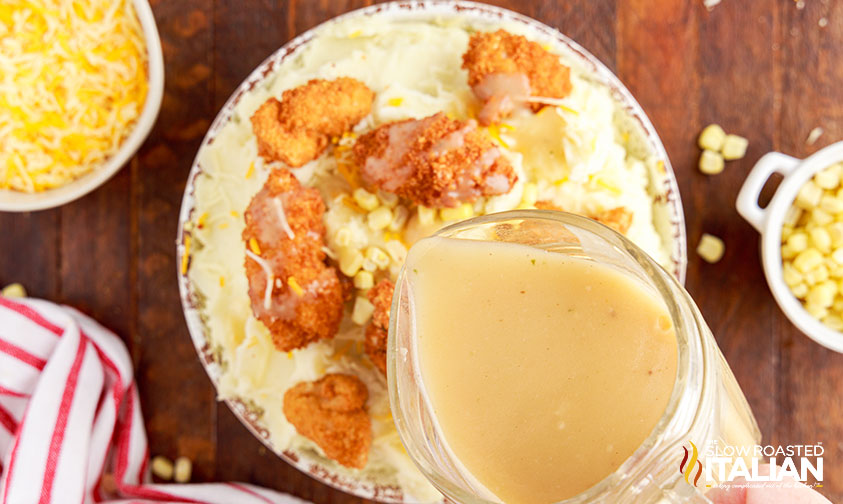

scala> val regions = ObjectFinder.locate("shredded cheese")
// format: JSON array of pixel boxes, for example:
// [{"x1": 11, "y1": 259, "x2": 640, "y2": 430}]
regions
[
  {"x1": 180, "y1": 235, "x2": 191, "y2": 275},
  {"x1": 287, "y1": 276, "x2": 304, "y2": 297},
  {"x1": 0, "y1": 0, "x2": 148, "y2": 192},
  {"x1": 245, "y1": 249, "x2": 273, "y2": 310},
  {"x1": 272, "y1": 197, "x2": 295, "y2": 239},
  {"x1": 248, "y1": 237, "x2": 261, "y2": 255}
]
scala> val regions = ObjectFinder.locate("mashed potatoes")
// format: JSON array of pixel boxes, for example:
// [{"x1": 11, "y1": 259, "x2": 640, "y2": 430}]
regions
[{"x1": 187, "y1": 15, "x2": 673, "y2": 501}]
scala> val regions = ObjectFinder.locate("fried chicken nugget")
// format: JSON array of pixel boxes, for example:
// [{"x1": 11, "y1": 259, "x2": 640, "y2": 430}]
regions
[
  {"x1": 242, "y1": 168, "x2": 344, "y2": 352},
  {"x1": 283, "y1": 374, "x2": 372, "y2": 469},
  {"x1": 462, "y1": 29, "x2": 573, "y2": 125},
  {"x1": 353, "y1": 112, "x2": 517, "y2": 208},
  {"x1": 364, "y1": 279, "x2": 394, "y2": 376},
  {"x1": 251, "y1": 77, "x2": 375, "y2": 167},
  {"x1": 535, "y1": 200, "x2": 633, "y2": 235}
]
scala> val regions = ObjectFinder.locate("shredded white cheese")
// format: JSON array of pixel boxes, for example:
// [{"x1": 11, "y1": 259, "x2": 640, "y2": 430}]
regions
[
  {"x1": 0, "y1": 0, "x2": 148, "y2": 192},
  {"x1": 245, "y1": 249, "x2": 274, "y2": 310},
  {"x1": 273, "y1": 197, "x2": 295, "y2": 239}
]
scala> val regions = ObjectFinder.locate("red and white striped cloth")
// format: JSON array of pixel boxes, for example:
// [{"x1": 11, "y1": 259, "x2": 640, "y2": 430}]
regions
[{"x1": 0, "y1": 296, "x2": 309, "y2": 504}]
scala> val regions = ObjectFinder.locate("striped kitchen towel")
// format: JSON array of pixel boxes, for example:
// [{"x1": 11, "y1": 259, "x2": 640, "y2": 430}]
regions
[{"x1": 0, "y1": 295, "x2": 308, "y2": 504}]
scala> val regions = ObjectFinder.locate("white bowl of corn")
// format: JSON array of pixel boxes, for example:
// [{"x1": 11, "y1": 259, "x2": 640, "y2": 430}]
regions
[
  {"x1": 0, "y1": 0, "x2": 164, "y2": 212},
  {"x1": 737, "y1": 142, "x2": 843, "y2": 353}
]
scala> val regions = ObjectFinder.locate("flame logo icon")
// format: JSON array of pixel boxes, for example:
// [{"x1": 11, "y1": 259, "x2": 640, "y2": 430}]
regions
[{"x1": 679, "y1": 441, "x2": 703, "y2": 486}]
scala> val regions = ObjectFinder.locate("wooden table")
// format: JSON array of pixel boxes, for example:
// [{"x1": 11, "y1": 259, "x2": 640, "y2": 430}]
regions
[{"x1": 2, "y1": 0, "x2": 841, "y2": 501}]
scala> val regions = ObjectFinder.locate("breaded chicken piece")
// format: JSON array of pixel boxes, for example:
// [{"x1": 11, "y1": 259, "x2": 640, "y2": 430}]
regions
[
  {"x1": 251, "y1": 77, "x2": 375, "y2": 167},
  {"x1": 353, "y1": 112, "x2": 517, "y2": 208},
  {"x1": 535, "y1": 201, "x2": 633, "y2": 235},
  {"x1": 364, "y1": 279, "x2": 394, "y2": 376},
  {"x1": 283, "y1": 374, "x2": 372, "y2": 469},
  {"x1": 462, "y1": 29, "x2": 573, "y2": 125},
  {"x1": 242, "y1": 168, "x2": 344, "y2": 352}
]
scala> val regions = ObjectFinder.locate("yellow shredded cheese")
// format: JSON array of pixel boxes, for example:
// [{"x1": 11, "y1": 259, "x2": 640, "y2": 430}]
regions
[
  {"x1": 287, "y1": 276, "x2": 304, "y2": 297},
  {"x1": 0, "y1": 0, "x2": 148, "y2": 192},
  {"x1": 245, "y1": 161, "x2": 254, "y2": 179},
  {"x1": 248, "y1": 237, "x2": 261, "y2": 255},
  {"x1": 180, "y1": 235, "x2": 191, "y2": 275},
  {"x1": 387, "y1": 97, "x2": 404, "y2": 107}
]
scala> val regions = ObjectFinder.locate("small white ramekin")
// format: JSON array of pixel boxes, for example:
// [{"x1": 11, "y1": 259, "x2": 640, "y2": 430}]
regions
[
  {"x1": 737, "y1": 142, "x2": 843, "y2": 353},
  {"x1": 0, "y1": 0, "x2": 164, "y2": 213}
]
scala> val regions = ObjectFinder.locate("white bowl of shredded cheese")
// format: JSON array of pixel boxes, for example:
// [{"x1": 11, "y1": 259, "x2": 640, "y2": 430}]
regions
[
  {"x1": 0, "y1": 0, "x2": 164, "y2": 212},
  {"x1": 176, "y1": 1, "x2": 687, "y2": 501}
]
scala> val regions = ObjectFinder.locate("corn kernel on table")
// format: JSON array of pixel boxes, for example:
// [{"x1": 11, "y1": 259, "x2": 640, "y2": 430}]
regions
[{"x1": 1, "y1": 0, "x2": 842, "y2": 502}]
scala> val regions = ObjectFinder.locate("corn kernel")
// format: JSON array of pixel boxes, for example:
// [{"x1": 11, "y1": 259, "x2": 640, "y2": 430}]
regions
[
  {"x1": 378, "y1": 190, "x2": 399, "y2": 208},
  {"x1": 1, "y1": 283, "x2": 26, "y2": 298},
  {"x1": 353, "y1": 188, "x2": 380, "y2": 211},
  {"x1": 368, "y1": 206, "x2": 393, "y2": 230},
  {"x1": 793, "y1": 248, "x2": 824, "y2": 272},
  {"x1": 815, "y1": 165, "x2": 842, "y2": 190},
  {"x1": 354, "y1": 271, "x2": 374, "y2": 290},
  {"x1": 362, "y1": 258, "x2": 377, "y2": 272},
  {"x1": 787, "y1": 232, "x2": 808, "y2": 252},
  {"x1": 796, "y1": 181, "x2": 823, "y2": 209},
  {"x1": 440, "y1": 203, "x2": 475, "y2": 222},
  {"x1": 783, "y1": 205, "x2": 802, "y2": 227},
  {"x1": 828, "y1": 223, "x2": 843, "y2": 247},
  {"x1": 805, "y1": 265, "x2": 829, "y2": 285},
  {"x1": 366, "y1": 246, "x2": 391, "y2": 269},
  {"x1": 783, "y1": 264, "x2": 803, "y2": 287},
  {"x1": 696, "y1": 233, "x2": 725, "y2": 263},
  {"x1": 384, "y1": 240, "x2": 408, "y2": 263},
  {"x1": 389, "y1": 205, "x2": 409, "y2": 231},
  {"x1": 812, "y1": 208, "x2": 833, "y2": 225},
  {"x1": 335, "y1": 228, "x2": 352, "y2": 247},
  {"x1": 522, "y1": 183, "x2": 538, "y2": 206},
  {"x1": 832, "y1": 248, "x2": 843, "y2": 265},
  {"x1": 791, "y1": 283, "x2": 809, "y2": 298},
  {"x1": 698, "y1": 124, "x2": 726, "y2": 151},
  {"x1": 834, "y1": 297, "x2": 843, "y2": 312},
  {"x1": 810, "y1": 227, "x2": 832, "y2": 253},
  {"x1": 418, "y1": 205, "x2": 436, "y2": 226},
  {"x1": 808, "y1": 280, "x2": 837, "y2": 307},
  {"x1": 351, "y1": 297, "x2": 375, "y2": 325},
  {"x1": 822, "y1": 314, "x2": 843, "y2": 331},
  {"x1": 174, "y1": 456, "x2": 192, "y2": 483},
  {"x1": 151, "y1": 456, "x2": 174, "y2": 481},
  {"x1": 339, "y1": 249, "x2": 364, "y2": 277},
  {"x1": 805, "y1": 302, "x2": 829, "y2": 320},
  {"x1": 782, "y1": 225, "x2": 794, "y2": 241},
  {"x1": 820, "y1": 195, "x2": 843, "y2": 214},
  {"x1": 699, "y1": 149, "x2": 725, "y2": 175},
  {"x1": 721, "y1": 134, "x2": 749, "y2": 160},
  {"x1": 781, "y1": 245, "x2": 798, "y2": 260}
]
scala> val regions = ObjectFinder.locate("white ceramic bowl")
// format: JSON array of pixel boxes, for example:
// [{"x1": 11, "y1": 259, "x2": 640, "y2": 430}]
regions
[
  {"x1": 176, "y1": 1, "x2": 687, "y2": 501},
  {"x1": 0, "y1": 0, "x2": 164, "y2": 213},
  {"x1": 737, "y1": 142, "x2": 843, "y2": 353}
]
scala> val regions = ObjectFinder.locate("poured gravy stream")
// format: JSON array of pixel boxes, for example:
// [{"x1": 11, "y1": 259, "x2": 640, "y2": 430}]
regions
[{"x1": 405, "y1": 236, "x2": 678, "y2": 504}]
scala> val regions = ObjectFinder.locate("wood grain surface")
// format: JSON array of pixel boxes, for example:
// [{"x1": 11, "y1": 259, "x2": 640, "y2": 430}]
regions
[{"x1": 1, "y1": 0, "x2": 842, "y2": 501}]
